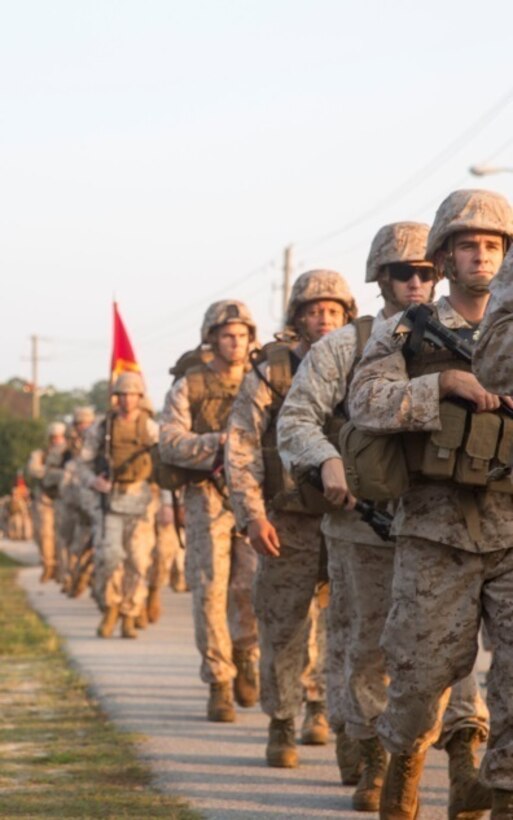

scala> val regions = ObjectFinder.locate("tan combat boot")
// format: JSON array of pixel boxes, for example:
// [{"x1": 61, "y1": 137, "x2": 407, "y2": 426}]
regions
[
  {"x1": 491, "y1": 789, "x2": 513, "y2": 818},
  {"x1": 352, "y1": 736, "x2": 388, "y2": 812},
  {"x1": 233, "y1": 649, "x2": 260, "y2": 708},
  {"x1": 266, "y1": 717, "x2": 298, "y2": 768},
  {"x1": 379, "y1": 750, "x2": 426, "y2": 820},
  {"x1": 69, "y1": 566, "x2": 93, "y2": 598},
  {"x1": 121, "y1": 615, "x2": 138, "y2": 639},
  {"x1": 134, "y1": 608, "x2": 148, "y2": 630},
  {"x1": 170, "y1": 565, "x2": 188, "y2": 593},
  {"x1": 146, "y1": 587, "x2": 161, "y2": 623},
  {"x1": 336, "y1": 726, "x2": 363, "y2": 785},
  {"x1": 40, "y1": 565, "x2": 55, "y2": 583},
  {"x1": 207, "y1": 683, "x2": 236, "y2": 722},
  {"x1": 300, "y1": 701, "x2": 329, "y2": 745},
  {"x1": 61, "y1": 575, "x2": 72, "y2": 594},
  {"x1": 97, "y1": 606, "x2": 120, "y2": 638},
  {"x1": 446, "y1": 727, "x2": 492, "y2": 819}
]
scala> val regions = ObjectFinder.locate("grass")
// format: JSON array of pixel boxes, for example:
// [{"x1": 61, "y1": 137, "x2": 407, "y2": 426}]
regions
[{"x1": 0, "y1": 551, "x2": 202, "y2": 819}]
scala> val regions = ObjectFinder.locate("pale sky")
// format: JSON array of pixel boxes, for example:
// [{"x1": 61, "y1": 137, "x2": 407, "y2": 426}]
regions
[{"x1": 2, "y1": 0, "x2": 513, "y2": 407}]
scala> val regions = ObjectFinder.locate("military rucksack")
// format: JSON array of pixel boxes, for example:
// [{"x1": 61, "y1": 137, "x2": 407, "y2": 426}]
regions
[{"x1": 157, "y1": 351, "x2": 241, "y2": 493}]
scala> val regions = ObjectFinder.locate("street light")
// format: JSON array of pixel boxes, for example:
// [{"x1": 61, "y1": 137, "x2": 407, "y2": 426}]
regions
[{"x1": 469, "y1": 164, "x2": 513, "y2": 176}]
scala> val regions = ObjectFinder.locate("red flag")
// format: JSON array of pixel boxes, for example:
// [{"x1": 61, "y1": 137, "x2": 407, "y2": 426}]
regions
[{"x1": 110, "y1": 302, "x2": 142, "y2": 383}]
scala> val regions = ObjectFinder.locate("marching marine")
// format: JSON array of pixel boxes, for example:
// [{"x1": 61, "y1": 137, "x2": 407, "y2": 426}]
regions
[
  {"x1": 79, "y1": 372, "x2": 159, "y2": 639},
  {"x1": 277, "y1": 221, "x2": 490, "y2": 816},
  {"x1": 6, "y1": 474, "x2": 33, "y2": 541},
  {"x1": 59, "y1": 406, "x2": 96, "y2": 594},
  {"x1": 27, "y1": 421, "x2": 68, "y2": 582},
  {"x1": 225, "y1": 270, "x2": 355, "y2": 768},
  {"x1": 159, "y1": 300, "x2": 260, "y2": 722},
  {"x1": 473, "y1": 244, "x2": 513, "y2": 392},
  {"x1": 347, "y1": 189, "x2": 513, "y2": 819}
]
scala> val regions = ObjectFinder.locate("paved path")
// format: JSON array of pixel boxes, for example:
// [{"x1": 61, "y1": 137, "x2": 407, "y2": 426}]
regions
[{"x1": 2, "y1": 538, "x2": 490, "y2": 819}]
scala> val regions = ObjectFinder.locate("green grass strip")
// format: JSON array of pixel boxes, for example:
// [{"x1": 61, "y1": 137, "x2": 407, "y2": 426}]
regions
[{"x1": 0, "y1": 552, "x2": 202, "y2": 819}]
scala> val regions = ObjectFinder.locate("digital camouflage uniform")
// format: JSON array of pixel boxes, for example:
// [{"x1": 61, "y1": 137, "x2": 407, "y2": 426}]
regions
[
  {"x1": 159, "y1": 301, "x2": 259, "y2": 701},
  {"x1": 474, "y1": 245, "x2": 513, "y2": 392},
  {"x1": 7, "y1": 481, "x2": 32, "y2": 540},
  {"x1": 149, "y1": 489, "x2": 186, "y2": 592},
  {"x1": 277, "y1": 312, "x2": 488, "y2": 747},
  {"x1": 59, "y1": 410, "x2": 96, "y2": 594},
  {"x1": 80, "y1": 410, "x2": 159, "y2": 620},
  {"x1": 27, "y1": 426, "x2": 68, "y2": 579},
  {"x1": 348, "y1": 294, "x2": 513, "y2": 790},
  {"x1": 226, "y1": 362, "x2": 328, "y2": 721}
]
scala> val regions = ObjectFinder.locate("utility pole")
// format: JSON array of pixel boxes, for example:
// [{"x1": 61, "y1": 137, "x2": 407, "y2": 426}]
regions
[
  {"x1": 31, "y1": 334, "x2": 40, "y2": 420},
  {"x1": 282, "y1": 244, "x2": 293, "y2": 324}
]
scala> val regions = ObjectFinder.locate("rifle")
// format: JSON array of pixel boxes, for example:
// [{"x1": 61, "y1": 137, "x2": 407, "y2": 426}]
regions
[
  {"x1": 398, "y1": 303, "x2": 513, "y2": 481},
  {"x1": 304, "y1": 467, "x2": 394, "y2": 542},
  {"x1": 398, "y1": 303, "x2": 513, "y2": 421},
  {"x1": 94, "y1": 412, "x2": 113, "y2": 535}
]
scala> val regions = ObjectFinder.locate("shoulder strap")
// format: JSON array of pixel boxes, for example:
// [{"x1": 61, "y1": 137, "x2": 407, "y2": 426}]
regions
[
  {"x1": 353, "y1": 315, "x2": 375, "y2": 359},
  {"x1": 185, "y1": 365, "x2": 208, "y2": 415},
  {"x1": 250, "y1": 341, "x2": 292, "y2": 402},
  {"x1": 267, "y1": 343, "x2": 293, "y2": 398}
]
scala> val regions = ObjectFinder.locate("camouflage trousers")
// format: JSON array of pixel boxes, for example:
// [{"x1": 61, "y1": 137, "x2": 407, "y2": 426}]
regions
[
  {"x1": 149, "y1": 520, "x2": 184, "y2": 589},
  {"x1": 184, "y1": 483, "x2": 258, "y2": 685},
  {"x1": 254, "y1": 511, "x2": 326, "y2": 720},
  {"x1": 378, "y1": 537, "x2": 512, "y2": 786},
  {"x1": 58, "y1": 503, "x2": 79, "y2": 583},
  {"x1": 94, "y1": 488, "x2": 157, "y2": 617},
  {"x1": 62, "y1": 505, "x2": 95, "y2": 590},
  {"x1": 33, "y1": 494, "x2": 58, "y2": 571},
  {"x1": 7, "y1": 508, "x2": 32, "y2": 540},
  {"x1": 326, "y1": 537, "x2": 489, "y2": 746}
]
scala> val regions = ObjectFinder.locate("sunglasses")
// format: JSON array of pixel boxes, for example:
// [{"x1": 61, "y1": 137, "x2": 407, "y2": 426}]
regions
[{"x1": 388, "y1": 263, "x2": 436, "y2": 283}]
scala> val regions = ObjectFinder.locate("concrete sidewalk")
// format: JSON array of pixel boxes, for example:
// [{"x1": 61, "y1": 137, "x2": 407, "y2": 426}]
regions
[{"x1": 2, "y1": 538, "x2": 489, "y2": 819}]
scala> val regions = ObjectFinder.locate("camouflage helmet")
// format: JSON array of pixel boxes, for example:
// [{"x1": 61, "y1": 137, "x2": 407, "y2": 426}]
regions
[
  {"x1": 286, "y1": 270, "x2": 355, "y2": 326},
  {"x1": 200, "y1": 300, "x2": 256, "y2": 344},
  {"x1": 366, "y1": 222, "x2": 431, "y2": 282},
  {"x1": 47, "y1": 421, "x2": 66, "y2": 437},
  {"x1": 426, "y1": 189, "x2": 513, "y2": 260},
  {"x1": 73, "y1": 406, "x2": 95, "y2": 425},
  {"x1": 112, "y1": 372, "x2": 145, "y2": 395}
]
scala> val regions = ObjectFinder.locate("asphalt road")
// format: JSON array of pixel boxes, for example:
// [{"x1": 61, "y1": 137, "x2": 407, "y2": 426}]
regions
[{"x1": 2, "y1": 538, "x2": 491, "y2": 819}]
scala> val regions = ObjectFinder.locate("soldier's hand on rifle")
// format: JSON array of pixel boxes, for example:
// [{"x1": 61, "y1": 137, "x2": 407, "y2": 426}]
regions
[
  {"x1": 439, "y1": 370, "x2": 504, "y2": 412},
  {"x1": 158, "y1": 504, "x2": 174, "y2": 526},
  {"x1": 248, "y1": 518, "x2": 281, "y2": 557},
  {"x1": 92, "y1": 475, "x2": 113, "y2": 494},
  {"x1": 321, "y1": 458, "x2": 357, "y2": 510}
]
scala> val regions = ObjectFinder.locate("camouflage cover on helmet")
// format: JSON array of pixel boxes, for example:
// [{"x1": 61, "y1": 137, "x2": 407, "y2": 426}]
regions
[
  {"x1": 426, "y1": 189, "x2": 513, "y2": 260},
  {"x1": 47, "y1": 421, "x2": 66, "y2": 437},
  {"x1": 200, "y1": 300, "x2": 256, "y2": 343},
  {"x1": 286, "y1": 270, "x2": 355, "y2": 326},
  {"x1": 112, "y1": 372, "x2": 145, "y2": 395},
  {"x1": 73, "y1": 406, "x2": 95, "y2": 424},
  {"x1": 366, "y1": 222, "x2": 430, "y2": 282}
]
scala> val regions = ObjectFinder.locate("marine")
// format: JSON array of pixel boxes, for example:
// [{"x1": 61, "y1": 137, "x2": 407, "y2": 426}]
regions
[
  {"x1": 277, "y1": 220, "x2": 490, "y2": 816},
  {"x1": 159, "y1": 300, "x2": 260, "y2": 722},
  {"x1": 27, "y1": 421, "x2": 68, "y2": 582},
  {"x1": 79, "y1": 372, "x2": 159, "y2": 639},
  {"x1": 473, "y1": 243, "x2": 513, "y2": 392},
  {"x1": 225, "y1": 270, "x2": 355, "y2": 767},
  {"x1": 59, "y1": 406, "x2": 96, "y2": 595},
  {"x1": 347, "y1": 189, "x2": 513, "y2": 819}
]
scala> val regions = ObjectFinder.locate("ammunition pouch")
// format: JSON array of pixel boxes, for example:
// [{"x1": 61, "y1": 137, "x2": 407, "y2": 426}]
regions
[
  {"x1": 340, "y1": 402, "x2": 513, "y2": 501},
  {"x1": 339, "y1": 422, "x2": 410, "y2": 501}
]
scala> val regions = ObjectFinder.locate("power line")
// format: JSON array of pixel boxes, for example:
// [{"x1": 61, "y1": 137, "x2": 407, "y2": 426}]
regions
[{"x1": 298, "y1": 86, "x2": 513, "y2": 253}]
